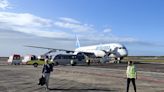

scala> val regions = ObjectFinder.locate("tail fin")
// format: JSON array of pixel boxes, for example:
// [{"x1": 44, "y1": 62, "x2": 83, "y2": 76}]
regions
[{"x1": 75, "y1": 34, "x2": 80, "y2": 48}]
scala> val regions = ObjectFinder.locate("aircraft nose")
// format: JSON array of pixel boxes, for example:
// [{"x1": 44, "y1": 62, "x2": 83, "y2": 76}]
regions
[
  {"x1": 121, "y1": 49, "x2": 128, "y2": 56},
  {"x1": 118, "y1": 48, "x2": 128, "y2": 57}
]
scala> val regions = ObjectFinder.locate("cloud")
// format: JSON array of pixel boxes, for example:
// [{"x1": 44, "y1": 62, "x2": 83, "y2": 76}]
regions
[
  {"x1": 59, "y1": 17, "x2": 81, "y2": 24},
  {"x1": 13, "y1": 27, "x2": 70, "y2": 38},
  {"x1": 88, "y1": 33, "x2": 137, "y2": 43},
  {"x1": 125, "y1": 41, "x2": 164, "y2": 47},
  {"x1": 0, "y1": 12, "x2": 72, "y2": 39},
  {"x1": 54, "y1": 17, "x2": 94, "y2": 32},
  {"x1": 0, "y1": 0, "x2": 10, "y2": 10},
  {"x1": 103, "y1": 28, "x2": 112, "y2": 33},
  {"x1": 0, "y1": 12, "x2": 53, "y2": 27},
  {"x1": 0, "y1": 12, "x2": 137, "y2": 43}
]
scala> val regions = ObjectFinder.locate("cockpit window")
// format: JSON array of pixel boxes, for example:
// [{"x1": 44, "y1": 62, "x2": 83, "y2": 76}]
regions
[
  {"x1": 119, "y1": 47, "x2": 126, "y2": 49},
  {"x1": 122, "y1": 47, "x2": 126, "y2": 49}
]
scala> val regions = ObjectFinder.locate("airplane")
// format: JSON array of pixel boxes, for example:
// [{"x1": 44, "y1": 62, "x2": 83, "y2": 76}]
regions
[{"x1": 26, "y1": 36, "x2": 128, "y2": 63}]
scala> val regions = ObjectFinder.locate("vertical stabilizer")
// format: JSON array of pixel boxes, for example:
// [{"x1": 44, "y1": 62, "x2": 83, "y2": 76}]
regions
[{"x1": 75, "y1": 34, "x2": 80, "y2": 48}]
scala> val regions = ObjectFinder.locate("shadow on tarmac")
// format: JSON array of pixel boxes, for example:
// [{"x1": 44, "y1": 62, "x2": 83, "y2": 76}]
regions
[{"x1": 49, "y1": 88, "x2": 116, "y2": 91}]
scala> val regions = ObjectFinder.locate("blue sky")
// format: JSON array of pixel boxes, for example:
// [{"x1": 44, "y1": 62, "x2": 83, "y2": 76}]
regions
[{"x1": 0, "y1": 0, "x2": 164, "y2": 56}]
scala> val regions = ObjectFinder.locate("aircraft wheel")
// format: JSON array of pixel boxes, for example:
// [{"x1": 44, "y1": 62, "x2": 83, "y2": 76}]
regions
[
  {"x1": 51, "y1": 63, "x2": 55, "y2": 66},
  {"x1": 55, "y1": 62, "x2": 59, "y2": 66},
  {"x1": 87, "y1": 60, "x2": 90, "y2": 66},
  {"x1": 71, "y1": 62, "x2": 76, "y2": 66}
]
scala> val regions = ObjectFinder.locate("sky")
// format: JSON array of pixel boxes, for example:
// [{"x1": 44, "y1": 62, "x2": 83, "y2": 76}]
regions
[{"x1": 0, "y1": 0, "x2": 164, "y2": 56}]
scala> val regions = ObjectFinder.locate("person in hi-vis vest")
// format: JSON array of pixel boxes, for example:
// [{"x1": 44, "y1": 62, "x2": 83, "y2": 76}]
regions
[{"x1": 126, "y1": 61, "x2": 137, "y2": 92}]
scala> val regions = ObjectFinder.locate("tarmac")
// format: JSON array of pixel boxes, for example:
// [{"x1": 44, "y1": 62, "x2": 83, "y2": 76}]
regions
[{"x1": 0, "y1": 62, "x2": 164, "y2": 92}]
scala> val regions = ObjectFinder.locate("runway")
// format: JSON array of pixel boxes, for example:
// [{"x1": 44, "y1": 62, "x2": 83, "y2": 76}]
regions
[{"x1": 0, "y1": 62, "x2": 164, "y2": 92}]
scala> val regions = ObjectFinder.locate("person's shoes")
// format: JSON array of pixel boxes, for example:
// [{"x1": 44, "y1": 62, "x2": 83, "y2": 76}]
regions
[{"x1": 45, "y1": 87, "x2": 49, "y2": 91}]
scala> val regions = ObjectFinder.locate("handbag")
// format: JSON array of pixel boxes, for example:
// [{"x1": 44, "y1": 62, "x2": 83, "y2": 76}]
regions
[{"x1": 38, "y1": 75, "x2": 46, "y2": 86}]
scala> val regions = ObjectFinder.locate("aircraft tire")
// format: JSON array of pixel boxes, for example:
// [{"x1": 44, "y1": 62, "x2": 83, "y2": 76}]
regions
[
  {"x1": 71, "y1": 62, "x2": 76, "y2": 66},
  {"x1": 87, "y1": 60, "x2": 90, "y2": 66},
  {"x1": 51, "y1": 63, "x2": 55, "y2": 66},
  {"x1": 55, "y1": 62, "x2": 59, "y2": 66}
]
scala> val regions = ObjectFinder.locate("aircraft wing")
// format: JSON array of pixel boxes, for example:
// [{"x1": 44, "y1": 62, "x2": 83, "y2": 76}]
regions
[{"x1": 25, "y1": 45, "x2": 75, "y2": 53}]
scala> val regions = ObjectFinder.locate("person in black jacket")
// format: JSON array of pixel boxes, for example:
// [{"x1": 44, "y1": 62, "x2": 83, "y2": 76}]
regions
[{"x1": 42, "y1": 59, "x2": 53, "y2": 90}]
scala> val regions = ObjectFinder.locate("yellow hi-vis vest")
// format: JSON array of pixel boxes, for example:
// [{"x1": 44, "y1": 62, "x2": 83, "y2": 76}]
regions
[{"x1": 126, "y1": 65, "x2": 136, "y2": 78}]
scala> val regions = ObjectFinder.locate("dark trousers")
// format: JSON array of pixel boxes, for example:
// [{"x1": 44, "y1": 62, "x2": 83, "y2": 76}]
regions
[{"x1": 126, "y1": 78, "x2": 136, "y2": 92}]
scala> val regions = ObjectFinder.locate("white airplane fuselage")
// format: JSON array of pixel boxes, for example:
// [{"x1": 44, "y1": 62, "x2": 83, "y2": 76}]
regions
[{"x1": 74, "y1": 43, "x2": 128, "y2": 58}]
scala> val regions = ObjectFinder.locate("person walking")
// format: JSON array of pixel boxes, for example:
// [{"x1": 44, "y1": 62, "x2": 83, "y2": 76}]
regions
[
  {"x1": 42, "y1": 59, "x2": 53, "y2": 90},
  {"x1": 126, "y1": 61, "x2": 137, "y2": 92}
]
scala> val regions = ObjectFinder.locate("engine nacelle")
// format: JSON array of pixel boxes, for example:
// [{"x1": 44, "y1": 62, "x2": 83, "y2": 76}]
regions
[{"x1": 93, "y1": 50, "x2": 106, "y2": 57}]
